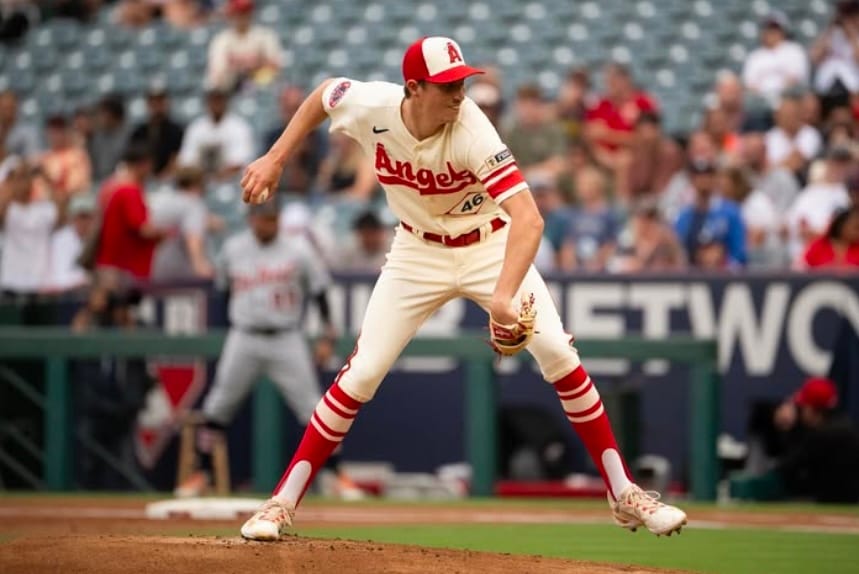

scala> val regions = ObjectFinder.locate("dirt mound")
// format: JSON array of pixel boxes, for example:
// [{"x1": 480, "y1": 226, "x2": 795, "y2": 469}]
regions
[{"x1": 1, "y1": 535, "x2": 685, "y2": 574}]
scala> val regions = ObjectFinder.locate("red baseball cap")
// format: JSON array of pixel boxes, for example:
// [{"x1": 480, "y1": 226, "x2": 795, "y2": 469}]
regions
[
  {"x1": 793, "y1": 377, "x2": 838, "y2": 410},
  {"x1": 402, "y1": 36, "x2": 484, "y2": 84},
  {"x1": 227, "y1": 0, "x2": 254, "y2": 14}
]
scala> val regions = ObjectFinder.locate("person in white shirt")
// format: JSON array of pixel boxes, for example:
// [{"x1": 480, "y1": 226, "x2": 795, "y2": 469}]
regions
[
  {"x1": 785, "y1": 146, "x2": 853, "y2": 260},
  {"x1": 46, "y1": 193, "x2": 95, "y2": 294},
  {"x1": 205, "y1": 0, "x2": 282, "y2": 93},
  {"x1": 237, "y1": 36, "x2": 686, "y2": 542},
  {"x1": 765, "y1": 93, "x2": 823, "y2": 175},
  {"x1": 742, "y1": 12, "x2": 810, "y2": 107},
  {"x1": 810, "y1": 1, "x2": 859, "y2": 96},
  {"x1": 0, "y1": 156, "x2": 65, "y2": 296},
  {"x1": 178, "y1": 88, "x2": 255, "y2": 181},
  {"x1": 149, "y1": 166, "x2": 215, "y2": 280}
]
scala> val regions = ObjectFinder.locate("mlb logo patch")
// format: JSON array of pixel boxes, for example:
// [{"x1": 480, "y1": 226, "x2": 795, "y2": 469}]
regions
[{"x1": 328, "y1": 80, "x2": 352, "y2": 108}]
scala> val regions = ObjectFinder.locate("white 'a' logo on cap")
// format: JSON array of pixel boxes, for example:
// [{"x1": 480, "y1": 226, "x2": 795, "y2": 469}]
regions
[
  {"x1": 422, "y1": 36, "x2": 466, "y2": 75},
  {"x1": 447, "y1": 41, "x2": 463, "y2": 64}
]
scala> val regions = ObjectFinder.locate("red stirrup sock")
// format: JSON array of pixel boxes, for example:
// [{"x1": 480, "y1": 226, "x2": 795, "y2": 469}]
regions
[
  {"x1": 553, "y1": 365, "x2": 633, "y2": 500},
  {"x1": 272, "y1": 382, "x2": 363, "y2": 506}
]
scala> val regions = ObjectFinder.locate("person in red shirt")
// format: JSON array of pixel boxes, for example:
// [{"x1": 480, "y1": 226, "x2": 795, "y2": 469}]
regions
[
  {"x1": 585, "y1": 62, "x2": 658, "y2": 154},
  {"x1": 800, "y1": 206, "x2": 859, "y2": 269},
  {"x1": 94, "y1": 144, "x2": 166, "y2": 281}
]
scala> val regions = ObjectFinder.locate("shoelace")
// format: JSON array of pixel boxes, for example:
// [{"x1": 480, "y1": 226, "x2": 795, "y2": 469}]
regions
[
  {"x1": 626, "y1": 487, "x2": 665, "y2": 514},
  {"x1": 258, "y1": 500, "x2": 290, "y2": 522}
]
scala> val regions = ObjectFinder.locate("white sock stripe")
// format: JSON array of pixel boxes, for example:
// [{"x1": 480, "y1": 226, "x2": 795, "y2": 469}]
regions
[
  {"x1": 310, "y1": 416, "x2": 344, "y2": 443},
  {"x1": 557, "y1": 376, "x2": 591, "y2": 399},
  {"x1": 560, "y1": 385, "x2": 600, "y2": 415},
  {"x1": 315, "y1": 401, "x2": 355, "y2": 434},
  {"x1": 567, "y1": 403, "x2": 604, "y2": 423},
  {"x1": 482, "y1": 165, "x2": 517, "y2": 188},
  {"x1": 325, "y1": 392, "x2": 359, "y2": 416}
]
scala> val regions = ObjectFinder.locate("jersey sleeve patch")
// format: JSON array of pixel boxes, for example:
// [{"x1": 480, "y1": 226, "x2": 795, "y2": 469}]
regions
[
  {"x1": 484, "y1": 148, "x2": 513, "y2": 171},
  {"x1": 327, "y1": 80, "x2": 352, "y2": 108}
]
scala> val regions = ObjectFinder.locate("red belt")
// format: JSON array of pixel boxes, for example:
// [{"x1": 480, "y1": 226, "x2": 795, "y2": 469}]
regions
[{"x1": 401, "y1": 217, "x2": 507, "y2": 247}]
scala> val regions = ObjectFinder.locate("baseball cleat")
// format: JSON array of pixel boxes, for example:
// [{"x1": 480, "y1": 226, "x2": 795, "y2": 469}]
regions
[
  {"x1": 609, "y1": 484, "x2": 688, "y2": 536},
  {"x1": 241, "y1": 498, "x2": 295, "y2": 541},
  {"x1": 173, "y1": 471, "x2": 210, "y2": 499}
]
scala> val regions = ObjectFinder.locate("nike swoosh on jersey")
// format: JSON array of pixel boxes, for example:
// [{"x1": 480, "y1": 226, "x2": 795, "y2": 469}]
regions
[{"x1": 372, "y1": 126, "x2": 390, "y2": 134}]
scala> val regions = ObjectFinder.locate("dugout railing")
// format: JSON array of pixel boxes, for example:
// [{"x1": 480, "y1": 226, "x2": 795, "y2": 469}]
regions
[{"x1": 0, "y1": 328, "x2": 719, "y2": 500}]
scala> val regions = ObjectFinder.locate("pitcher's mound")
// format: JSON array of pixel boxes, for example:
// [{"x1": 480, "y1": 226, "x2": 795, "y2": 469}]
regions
[{"x1": 2, "y1": 534, "x2": 689, "y2": 574}]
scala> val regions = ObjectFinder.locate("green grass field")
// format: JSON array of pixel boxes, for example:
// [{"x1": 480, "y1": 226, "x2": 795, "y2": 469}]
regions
[{"x1": 299, "y1": 523, "x2": 858, "y2": 574}]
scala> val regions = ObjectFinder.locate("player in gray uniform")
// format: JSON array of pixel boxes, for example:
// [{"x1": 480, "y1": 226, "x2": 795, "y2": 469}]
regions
[{"x1": 175, "y1": 199, "x2": 353, "y2": 497}]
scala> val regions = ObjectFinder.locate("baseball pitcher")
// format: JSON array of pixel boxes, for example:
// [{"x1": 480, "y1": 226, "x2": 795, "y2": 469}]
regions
[{"x1": 238, "y1": 37, "x2": 687, "y2": 540}]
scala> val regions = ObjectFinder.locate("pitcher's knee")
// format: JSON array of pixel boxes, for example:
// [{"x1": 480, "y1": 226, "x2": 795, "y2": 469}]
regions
[
  {"x1": 334, "y1": 362, "x2": 385, "y2": 403},
  {"x1": 533, "y1": 342, "x2": 583, "y2": 383}
]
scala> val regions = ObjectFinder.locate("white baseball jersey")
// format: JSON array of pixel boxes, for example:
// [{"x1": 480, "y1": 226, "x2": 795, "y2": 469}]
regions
[
  {"x1": 321, "y1": 78, "x2": 528, "y2": 237},
  {"x1": 217, "y1": 231, "x2": 331, "y2": 330}
]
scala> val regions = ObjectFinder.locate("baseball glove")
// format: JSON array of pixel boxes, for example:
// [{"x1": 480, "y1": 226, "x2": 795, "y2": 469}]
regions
[{"x1": 488, "y1": 293, "x2": 537, "y2": 356}]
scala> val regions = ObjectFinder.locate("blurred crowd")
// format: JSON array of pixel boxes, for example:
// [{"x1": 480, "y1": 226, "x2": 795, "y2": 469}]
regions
[{"x1": 3, "y1": 0, "x2": 859, "y2": 308}]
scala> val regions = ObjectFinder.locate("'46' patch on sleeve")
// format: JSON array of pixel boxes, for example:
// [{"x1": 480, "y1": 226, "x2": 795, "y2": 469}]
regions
[{"x1": 484, "y1": 148, "x2": 513, "y2": 170}]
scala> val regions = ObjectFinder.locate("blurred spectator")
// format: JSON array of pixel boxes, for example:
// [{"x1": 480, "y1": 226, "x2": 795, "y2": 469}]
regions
[
  {"x1": 46, "y1": 193, "x2": 96, "y2": 294},
  {"x1": 718, "y1": 165, "x2": 783, "y2": 268},
  {"x1": 178, "y1": 88, "x2": 255, "y2": 181},
  {"x1": 161, "y1": 0, "x2": 209, "y2": 29},
  {"x1": 89, "y1": 95, "x2": 131, "y2": 183},
  {"x1": 555, "y1": 68, "x2": 592, "y2": 144},
  {"x1": 206, "y1": 0, "x2": 283, "y2": 93},
  {"x1": 765, "y1": 92, "x2": 822, "y2": 179},
  {"x1": 775, "y1": 377, "x2": 859, "y2": 503},
  {"x1": 660, "y1": 131, "x2": 719, "y2": 222},
  {"x1": 49, "y1": 0, "x2": 103, "y2": 22},
  {"x1": 71, "y1": 105, "x2": 95, "y2": 150},
  {"x1": 702, "y1": 105, "x2": 741, "y2": 159},
  {"x1": 613, "y1": 200, "x2": 686, "y2": 273},
  {"x1": 822, "y1": 104, "x2": 859, "y2": 150},
  {"x1": 741, "y1": 11, "x2": 809, "y2": 106},
  {"x1": 0, "y1": 0, "x2": 36, "y2": 44},
  {"x1": 149, "y1": 166, "x2": 216, "y2": 280},
  {"x1": 37, "y1": 115, "x2": 92, "y2": 198},
  {"x1": 0, "y1": 156, "x2": 67, "y2": 297},
  {"x1": 466, "y1": 80, "x2": 504, "y2": 129},
  {"x1": 800, "y1": 91, "x2": 823, "y2": 131},
  {"x1": 558, "y1": 140, "x2": 598, "y2": 202},
  {"x1": 849, "y1": 169, "x2": 859, "y2": 207},
  {"x1": 530, "y1": 174, "x2": 570, "y2": 272},
  {"x1": 623, "y1": 111, "x2": 684, "y2": 203},
  {"x1": 263, "y1": 84, "x2": 325, "y2": 194},
  {"x1": 810, "y1": 0, "x2": 859, "y2": 114},
  {"x1": 584, "y1": 62, "x2": 658, "y2": 160},
  {"x1": 0, "y1": 90, "x2": 40, "y2": 159},
  {"x1": 799, "y1": 206, "x2": 859, "y2": 269},
  {"x1": 331, "y1": 210, "x2": 391, "y2": 272},
  {"x1": 113, "y1": 0, "x2": 158, "y2": 29},
  {"x1": 315, "y1": 133, "x2": 376, "y2": 201},
  {"x1": 712, "y1": 70, "x2": 748, "y2": 135},
  {"x1": 503, "y1": 84, "x2": 566, "y2": 178},
  {"x1": 674, "y1": 159, "x2": 747, "y2": 269},
  {"x1": 785, "y1": 145, "x2": 852, "y2": 260},
  {"x1": 558, "y1": 166, "x2": 619, "y2": 272},
  {"x1": 93, "y1": 144, "x2": 166, "y2": 281},
  {"x1": 129, "y1": 84, "x2": 185, "y2": 179},
  {"x1": 737, "y1": 131, "x2": 801, "y2": 219}
]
